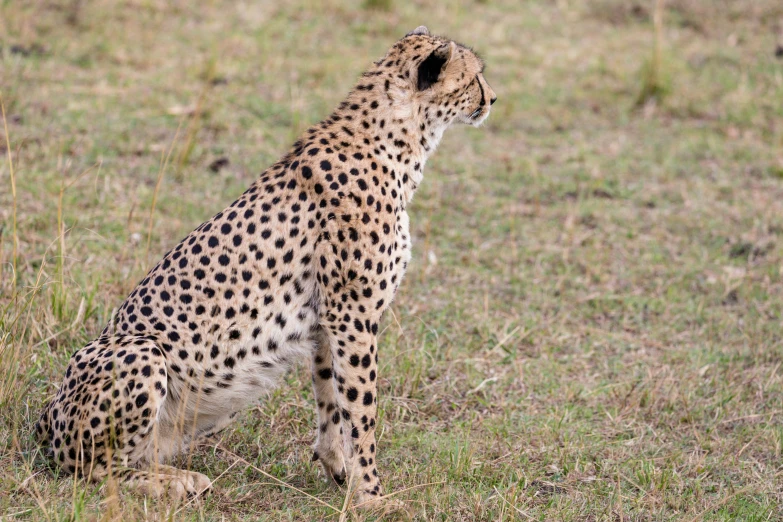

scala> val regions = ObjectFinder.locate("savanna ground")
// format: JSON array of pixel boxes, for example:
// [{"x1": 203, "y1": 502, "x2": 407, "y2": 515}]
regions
[{"x1": 2, "y1": 0, "x2": 783, "y2": 520}]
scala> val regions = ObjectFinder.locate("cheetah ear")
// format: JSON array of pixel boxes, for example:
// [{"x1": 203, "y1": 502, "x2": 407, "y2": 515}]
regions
[
  {"x1": 406, "y1": 26, "x2": 429, "y2": 37},
  {"x1": 417, "y1": 42, "x2": 453, "y2": 91}
]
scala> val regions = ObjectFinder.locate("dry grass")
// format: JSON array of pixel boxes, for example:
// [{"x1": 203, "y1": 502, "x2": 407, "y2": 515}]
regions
[{"x1": 2, "y1": 0, "x2": 783, "y2": 520}]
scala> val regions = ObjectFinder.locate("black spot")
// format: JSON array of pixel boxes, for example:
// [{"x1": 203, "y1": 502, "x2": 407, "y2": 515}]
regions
[
  {"x1": 346, "y1": 387, "x2": 358, "y2": 402},
  {"x1": 135, "y1": 393, "x2": 149, "y2": 408}
]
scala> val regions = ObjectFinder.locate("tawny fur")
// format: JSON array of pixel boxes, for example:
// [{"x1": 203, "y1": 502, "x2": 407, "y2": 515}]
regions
[{"x1": 35, "y1": 26, "x2": 496, "y2": 505}]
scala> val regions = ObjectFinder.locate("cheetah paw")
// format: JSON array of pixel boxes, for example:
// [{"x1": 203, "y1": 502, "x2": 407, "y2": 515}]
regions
[
  {"x1": 351, "y1": 486, "x2": 385, "y2": 509},
  {"x1": 312, "y1": 447, "x2": 347, "y2": 486},
  {"x1": 136, "y1": 471, "x2": 212, "y2": 501}
]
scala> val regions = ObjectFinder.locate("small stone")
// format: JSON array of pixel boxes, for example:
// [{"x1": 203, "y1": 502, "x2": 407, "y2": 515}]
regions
[{"x1": 209, "y1": 157, "x2": 230, "y2": 173}]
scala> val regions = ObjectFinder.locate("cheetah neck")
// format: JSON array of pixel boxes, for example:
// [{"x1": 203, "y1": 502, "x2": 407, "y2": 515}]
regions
[{"x1": 331, "y1": 85, "x2": 451, "y2": 207}]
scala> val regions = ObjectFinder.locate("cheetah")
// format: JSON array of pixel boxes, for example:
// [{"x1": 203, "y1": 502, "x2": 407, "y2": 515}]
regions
[{"x1": 35, "y1": 26, "x2": 496, "y2": 506}]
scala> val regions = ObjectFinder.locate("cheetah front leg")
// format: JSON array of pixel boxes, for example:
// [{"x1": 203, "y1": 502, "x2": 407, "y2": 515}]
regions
[
  {"x1": 311, "y1": 327, "x2": 348, "y2": 485},
  {"x1": 322, "y1": 323, "x2": 382, "y2": 505}
]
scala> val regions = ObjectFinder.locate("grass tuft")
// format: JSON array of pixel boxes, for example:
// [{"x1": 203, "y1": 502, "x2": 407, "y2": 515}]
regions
[
  {"x1": 635, "y1": 0, "x2": 671, "y2": 108},
  {"x1": 362, "y1": 0, "x2": 393, "y2": 12}
]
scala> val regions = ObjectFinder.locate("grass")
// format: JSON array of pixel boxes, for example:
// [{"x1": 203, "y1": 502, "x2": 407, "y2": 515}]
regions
[{"x1": 2, "y1": 0, "x2": 783, "y2": 519}]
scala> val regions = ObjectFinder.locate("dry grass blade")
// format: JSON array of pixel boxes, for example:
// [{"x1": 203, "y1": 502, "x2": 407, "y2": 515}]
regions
[
  {"x1": 0, "y1": 92, "x2": 18, "y2": 284},
  {"x1": 685, "y1": 484, "x2": 757, "y2": 522},
  {"x1": 349, "y1": 480, "x2": 447, "y2": 511},
  {"x1": 492, "y1": 486, "x2": 533, "y2": 520},
  {"x1": 145, "y1": 120, "x2": 184, "y2": 263},
  {"x1": 213, "y1": 445, "x2": 340, "y2": 513}
]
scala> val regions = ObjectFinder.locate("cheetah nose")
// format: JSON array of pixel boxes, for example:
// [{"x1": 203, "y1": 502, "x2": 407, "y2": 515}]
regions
[{"x1": 490, "y1": 96, "x2": 497, "y2": 106}]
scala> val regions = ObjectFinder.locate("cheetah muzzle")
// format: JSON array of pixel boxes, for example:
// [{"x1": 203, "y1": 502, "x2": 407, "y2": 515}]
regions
[{"x1": 35, "y1": 26, "x2": 496, "y2": 507}]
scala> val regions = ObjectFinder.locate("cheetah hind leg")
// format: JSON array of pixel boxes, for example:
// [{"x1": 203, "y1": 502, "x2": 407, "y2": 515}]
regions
[{"x1": 40, "y1": 334, "x2": 212, "y2": 502}]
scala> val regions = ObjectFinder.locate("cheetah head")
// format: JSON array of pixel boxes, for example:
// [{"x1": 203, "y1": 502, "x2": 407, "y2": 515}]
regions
[{"x1": 382, "y1": 26, "x2": 497, "y2": 128}]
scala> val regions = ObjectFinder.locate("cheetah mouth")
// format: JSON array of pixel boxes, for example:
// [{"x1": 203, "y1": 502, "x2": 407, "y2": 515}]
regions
[{"x1": 468, "y1": 107, "x2": 489, "y2": 126}]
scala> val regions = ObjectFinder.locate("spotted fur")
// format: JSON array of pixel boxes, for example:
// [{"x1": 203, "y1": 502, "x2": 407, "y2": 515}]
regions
[{"x1": 35, "y1": 26, "x2": 496, "y2": 505}]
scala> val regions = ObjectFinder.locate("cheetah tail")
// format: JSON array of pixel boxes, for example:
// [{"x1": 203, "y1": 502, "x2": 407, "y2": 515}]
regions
[{"x1": 34, "y1": 400, "x2": 54, "y2": 450}]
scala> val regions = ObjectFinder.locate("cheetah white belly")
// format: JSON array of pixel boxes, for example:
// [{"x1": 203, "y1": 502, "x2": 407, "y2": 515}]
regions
[{"x1": 158, "y1": 296, "x2": 320, "y2": 436}]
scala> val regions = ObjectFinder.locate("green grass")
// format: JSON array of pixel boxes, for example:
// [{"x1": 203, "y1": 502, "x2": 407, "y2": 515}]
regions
[{"x1": 2, "y1": 0, "x2": 783, "y2": 519}]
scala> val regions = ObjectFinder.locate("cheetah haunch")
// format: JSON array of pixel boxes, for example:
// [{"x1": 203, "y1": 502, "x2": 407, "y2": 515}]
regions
[{"x1": 36, "y1": 26, "x2": 495, "y2": 506}]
